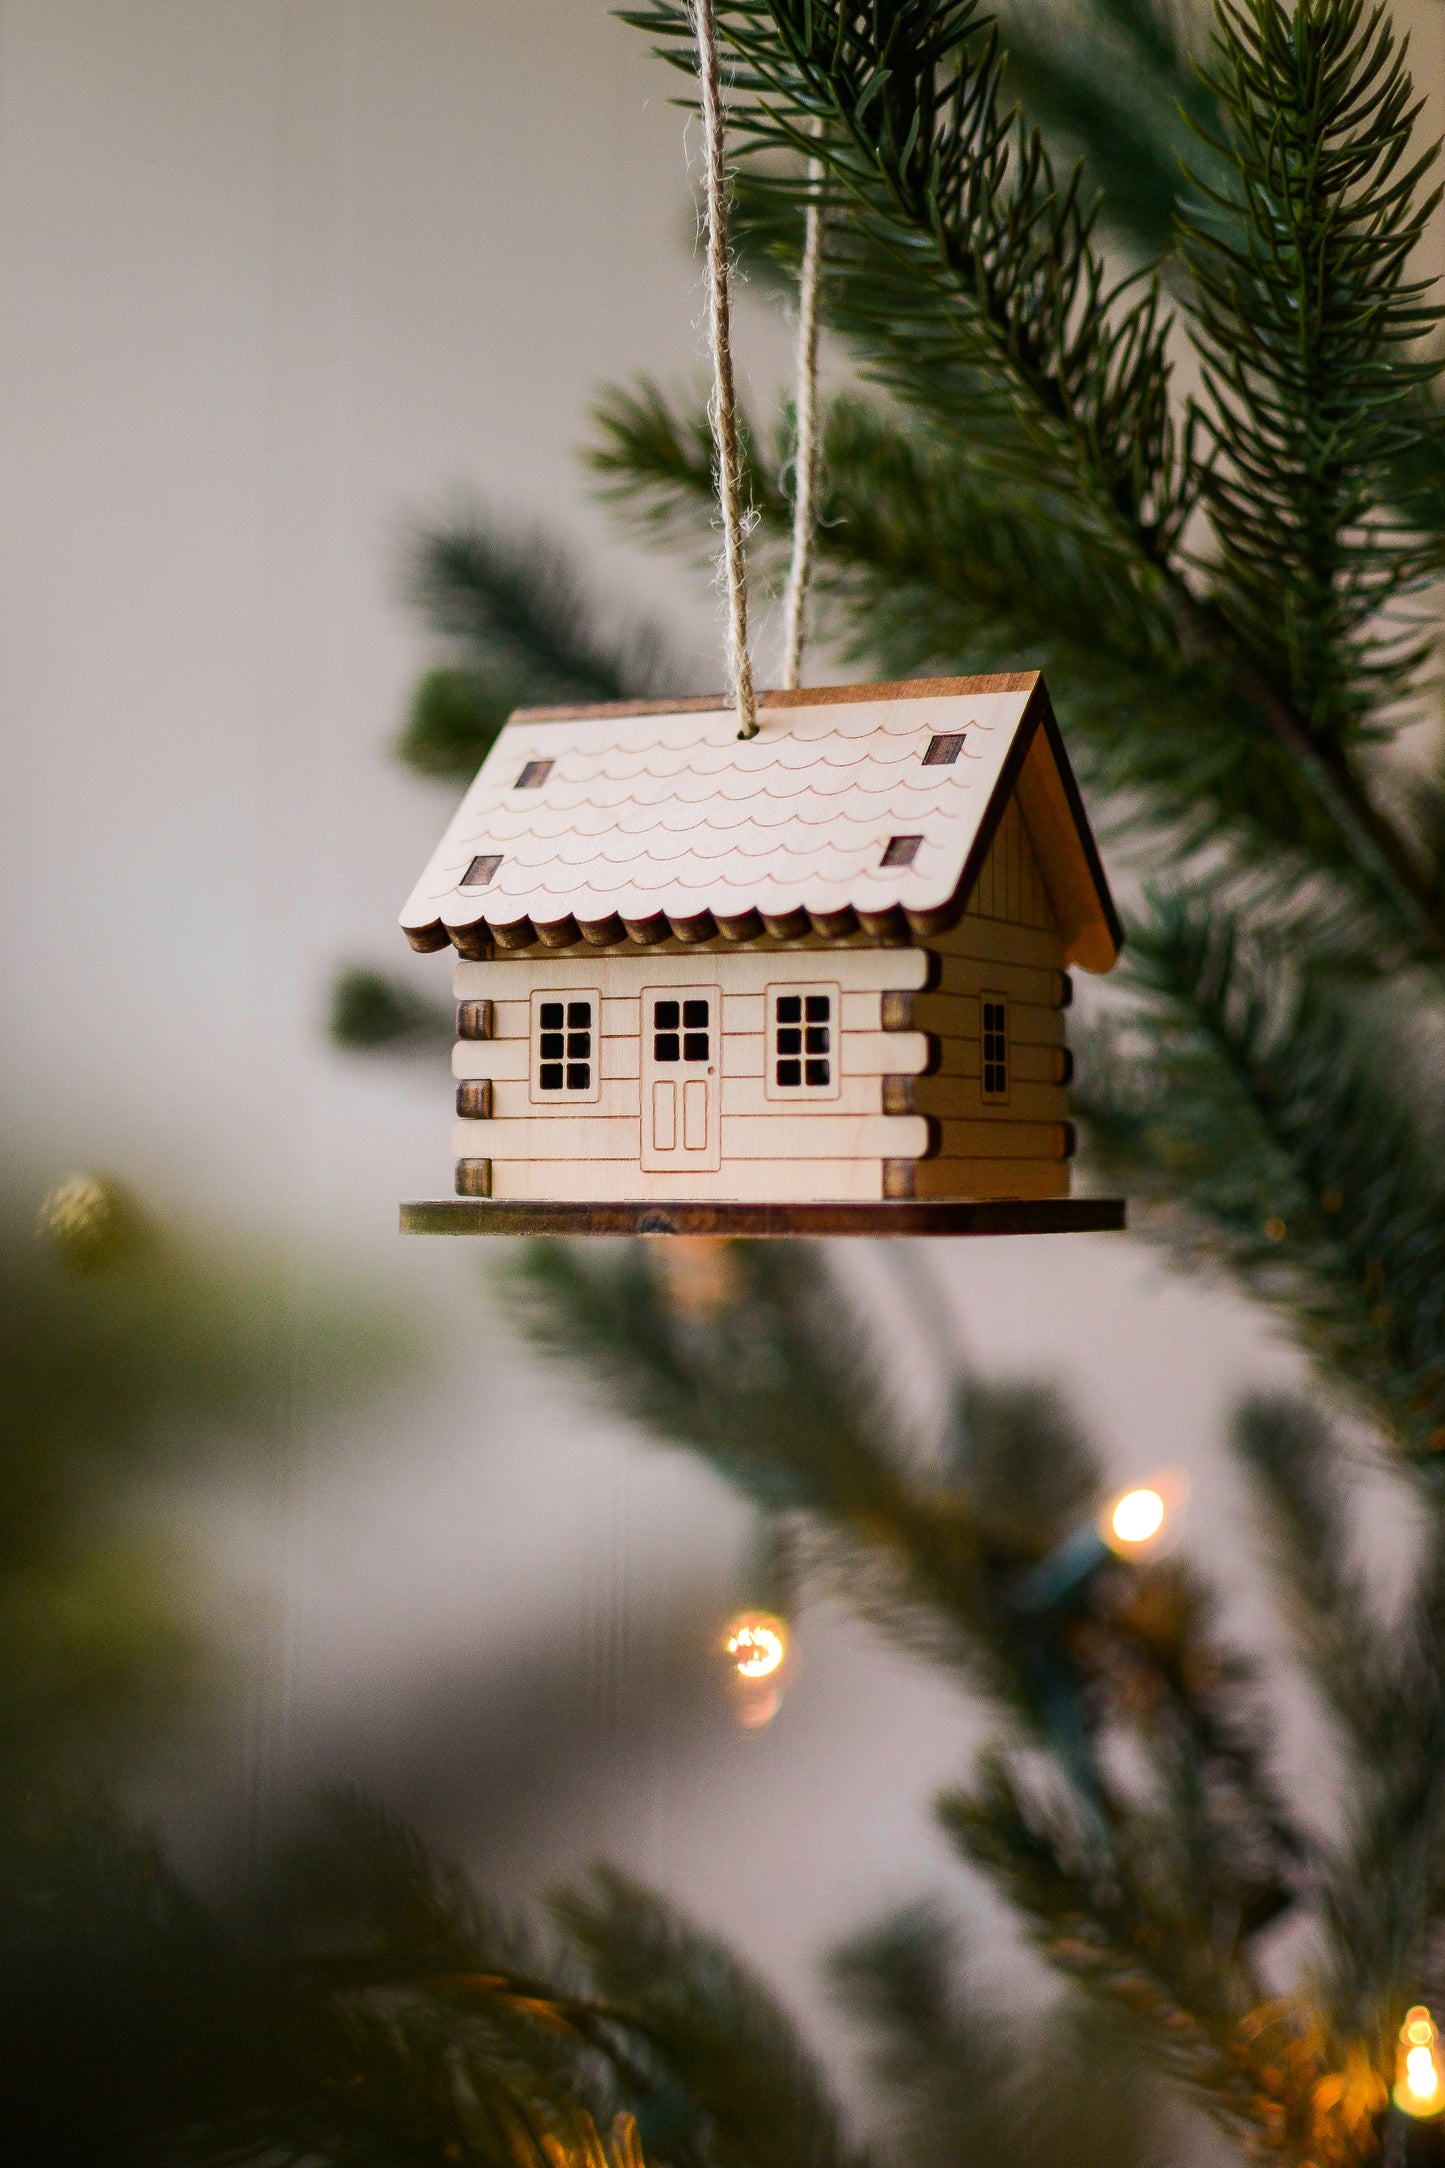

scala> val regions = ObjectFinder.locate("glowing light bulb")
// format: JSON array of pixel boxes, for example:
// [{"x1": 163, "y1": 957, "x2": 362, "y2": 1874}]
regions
[
  {"x1": 1395, "y1": 2007, "x2": 1445, "y2": 2117},
  {"x1": 722, "y1": 1611, "x2": 790, "y2": 1729},
  {"x1": 1111, "y1": 1488, "x2": 1165, "y2": 1546},
  {"x1": 1099, "y1": 1469, "x2": 1189, "y2": 1558}
]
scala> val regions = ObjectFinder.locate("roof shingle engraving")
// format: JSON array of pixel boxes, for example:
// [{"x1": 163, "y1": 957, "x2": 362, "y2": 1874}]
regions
[{"x1": 399, "y1": 675, "x2": 1118, "y2": 961}]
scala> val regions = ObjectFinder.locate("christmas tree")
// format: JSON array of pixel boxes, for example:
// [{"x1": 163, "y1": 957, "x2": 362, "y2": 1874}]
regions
[{"x1": 332, "y1": 2, "x2": 1445, "y2": 2162}]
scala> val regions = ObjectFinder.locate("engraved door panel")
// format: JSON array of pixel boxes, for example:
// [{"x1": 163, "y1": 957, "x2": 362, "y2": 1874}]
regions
[{"x1": 641, "y1": 987, "x2": 722, "y2": 1173}]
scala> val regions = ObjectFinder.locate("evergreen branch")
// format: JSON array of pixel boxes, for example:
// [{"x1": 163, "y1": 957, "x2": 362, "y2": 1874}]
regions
[
  {"x1": 996, "y1": 0, "x2": 1219, "y2": 265},
  {"x1": 1230, "y1": 1393, "x2": 1392, "y2": 1759},
  {"x1": 615, "y1": 0, "x2": 1445, "y2": 967},
  {"x1": 591, "y1": 381, "x2": 1418, "y2": 951},
  {"x1": 399, "y1": 517, "x2": 690, "y2": 780},
  {"x1": 829, "y1": 1903, "x2": 1167, "y2": 2168},
  {"x1": 621, "y1": 0, "x2": 1194, "y2": 556},
  {"x1": 938, "y1": 1755, "x2": 1269, "y2": 2140},
  {"x1": 553, "y1": 1868, "x2": 873, "y2": 2168},
  {"x1": 1077, "y1": 892, "x2": 1445, "y2": 1460},
  {"x1": 938, "y1": 1755, "x2": 1359, "y2": 2162},
  {"x1": 329, "y1": 966, "x2": 453, "y2": 1053},
  {"x1": 507, "y1": 1238, "x2": 1037, "y2": 1714},
  {"x1": 1179, "y1": 0, "x2": 1445, "y2": 749}
]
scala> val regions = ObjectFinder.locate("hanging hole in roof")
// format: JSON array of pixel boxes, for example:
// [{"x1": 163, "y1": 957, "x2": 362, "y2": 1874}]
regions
[
  {"x1": 922, "y1": 732, "x2": 966, "y2": 765},
  {"x1": 516, "y1": 759, "x2": 553, "y2": 789},
  {"x1": 881, "y1": 834, "x2": 923, "y2": 869},
  {"x1": 461, "y1": 854, "x2": 502, "y2": 888}
]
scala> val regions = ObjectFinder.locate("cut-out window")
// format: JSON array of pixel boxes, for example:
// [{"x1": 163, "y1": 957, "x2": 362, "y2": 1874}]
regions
[
  {"x1": 768, "y1": 985, "x2": 838, "y2": 1095},
  {"x1": 515, "y1": 759, "x2": 553, "y2": 789},
  {"x1": 982, "y1": 995, "x2": 1009, "y2": 1100},
  {"x1": 532, "y1": 991, "x2": 599, "y2": 1100},
  {"x1": 461, "y1": 853, "x2": 502, "y2": 888},
  {"x1": 881, "y1": 834, "x2": 922, "y2": 869},
  {"x1": 653, "y1": 995, "x2": 708, "y2": 1064},
  {"x1": 923, "y1": 732, "x2": 965, "y2": 765}
]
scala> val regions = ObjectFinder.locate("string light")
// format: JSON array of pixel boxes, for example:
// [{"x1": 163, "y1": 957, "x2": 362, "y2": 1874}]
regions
[
  {"x1": 1099, "y1": 1469, "x2": 1190, "y2": 1559},
  {"x1": 722, "y1": 1610, "x2": 790, "y2": 1729},
  {"x1": 1395, "y1": 2007, "x2": 1445, "y2": 2117}
]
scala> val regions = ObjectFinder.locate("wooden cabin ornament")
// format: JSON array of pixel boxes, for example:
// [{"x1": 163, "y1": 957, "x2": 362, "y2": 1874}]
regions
[{"x1": 398, "y1": 672, "x2": 1126, "y2": 1237}]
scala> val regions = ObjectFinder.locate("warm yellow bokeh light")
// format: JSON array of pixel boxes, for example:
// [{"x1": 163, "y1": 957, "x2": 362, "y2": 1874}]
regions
[
  {"x1": 1395, "y1": 2007, "x2": 1445, "y2": 2117},
  {"x1": 1110, "y1": 1487, "x2": 1167, "y2": 1547},
  {"x1": 1406, "y1": 2048, "x2": 1438, "y2": 2100},
  {"x1": 727, "y1": 1620, "x2": 785, "y2": 1678}
]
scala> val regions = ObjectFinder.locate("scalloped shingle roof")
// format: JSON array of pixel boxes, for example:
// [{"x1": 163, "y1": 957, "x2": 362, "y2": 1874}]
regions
[{"x1": 399, "y1": 675, "x2": 1119, "y2": 966}]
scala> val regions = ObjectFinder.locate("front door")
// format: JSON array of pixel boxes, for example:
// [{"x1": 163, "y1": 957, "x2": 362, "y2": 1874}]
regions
[{"x1": 641, "y1": 986, "x2": 722, "y2": 1174}]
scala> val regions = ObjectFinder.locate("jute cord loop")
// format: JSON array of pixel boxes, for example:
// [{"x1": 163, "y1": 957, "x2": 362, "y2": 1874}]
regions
[{"x1": 691, "y1": 0, "x2": 759, "y2": 739}]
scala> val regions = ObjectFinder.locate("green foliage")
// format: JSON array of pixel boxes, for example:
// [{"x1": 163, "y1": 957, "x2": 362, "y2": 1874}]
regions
[
  {"x1": 555, "y1": 1870, "x2": 873, "y2": 2168},
  {"x1": 333, "y1": 2, "x2": 1445, "y2": 2161},
  {"x1": 1078, "y1": 893, "x2": 1445, "y2": 1459},
  {"x1": 624, "y1": 0, "x2": 1192, "y2": 558},
  {"x1": 1180, "y1": 0, "x2": 1444, "y2": 748},
  {"x1": 330, "y1": 965, "x2": 453, "y2": 1052},
  {"x1": 397, "y1": 517, "x2": 690, "y2": 781},
  {"x1": 2, "y1": 1176, "x2": 410, "y2": 1781}
]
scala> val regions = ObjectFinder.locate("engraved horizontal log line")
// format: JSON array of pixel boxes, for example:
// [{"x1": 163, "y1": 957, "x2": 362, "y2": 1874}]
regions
[
  {"x1": 484, "y1": 990, "x2": 894, "y2": 1041},
  {"x1": 928, "y1": 957, "x2": 1072, "y2": 1006},
  {"x1": 883, "y1": 1073, "x2": 1071, "y2": 1120},
  {"x1": 884, "y1": 1157, "x2": 1070, "y2": 1202},
  {"x1": 924, "y1": 1004, "x2": 1067, "y2": 1054},
  {"x1": 453, "y1": 1112, "x2": 932, "y2": 1160},
  {"x1": 938, "y1": 917, "x2": 1065, "y2": 969},
  {"x1": 453, "y1": 947, "x2": 930, "y2": 998},
  {"x1": 882, "y1": 987, "x2": 1068, "y2": 1035},
  {"x1": 456, "y1": 1076, "x2": 908, "y2": 1120},
  {"x1": 486, "y1": 1160, "x2": 887, "y2": 1204},
  {"x1": 930, "y1": 1118, "x2": 1075, "y2": 1160}
]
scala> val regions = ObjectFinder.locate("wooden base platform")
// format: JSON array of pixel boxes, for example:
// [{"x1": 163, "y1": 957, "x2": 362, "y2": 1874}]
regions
[{"x1": 400, "y1": 1198, "x2": 1126, "y2": 1238}]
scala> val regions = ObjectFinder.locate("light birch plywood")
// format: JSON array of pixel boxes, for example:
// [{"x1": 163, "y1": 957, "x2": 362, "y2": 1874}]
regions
[
  {"x1": 934, "y1": 1118, "x2": 1072, "y2": 1160},
  {"x1": 885, "y1": 1157, "x2": 1070, "y2": 1201},
  {"x1": 935, "y1": 919, "x2": 1066, "y2": 970},
  {"x1": 883, "y1": 984, "x2": 1066, "y2": 1037},
  {"x1": 722, "y1": 1072, "x2": 888, "y2": 1119},
  {"x1": 883, "y1": 1074, "x2": 1071, "y2": 1121},
  {"x1": 902, "y1": 1041, "x2": 1070, "y2": 1088},
  {"x1": 452, "y1": 1029, "x2": 936, "y2": 1085},
  {"x1": 921, "y1": 1002, "x2": 1067, "y2": 1055},
  {"x1": 1014, "y1": 718, "x2": 1119, "y2": 971},
  {"x1": 453, "y1": 946, "x2": 930, "y2": 1000},
  {"x1": 723, "y1": 1029, "x2": 932, "y2": 1079},
  {"x1": 454, "y1": 1116, "x2": 641, "y2": 1161},
  {"x1": 478, "y1": 1078, "x2": 644, "y2": 1121},
  {"x1": 720, "y1": 1111, "x2": 929, "y2": 1160},
  {"x1": 462, "y1": 1111, "x2": 927, "y2": 1171},
  {"x1": 964, "y1": 795, "x2": 1057, "y2": 932},
  {"x1": 488, "y1": 1156, "x2": 887, "y2": 1204},
  {"x1": 930, "y1": 957, "x2": 1069, "y2": 1008}
]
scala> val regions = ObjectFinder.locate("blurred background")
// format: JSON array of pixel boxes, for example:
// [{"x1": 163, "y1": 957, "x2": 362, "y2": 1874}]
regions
[{"x1": 4, "y1": 0, "x2": 1443, "y2": 2112}]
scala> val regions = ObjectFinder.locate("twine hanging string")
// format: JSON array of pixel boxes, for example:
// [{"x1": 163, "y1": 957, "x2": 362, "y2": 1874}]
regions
[
  {"x1": 692, "y1": 0, "x2": 759, "y2": 740},
  {"x1": 780, "y1": 134, "x2": 824, "y2": 693}
]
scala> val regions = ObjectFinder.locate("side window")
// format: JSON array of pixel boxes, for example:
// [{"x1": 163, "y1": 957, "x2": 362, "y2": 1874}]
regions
[
  {"x1": 766, "y1": 983, "x2": 840, "y2": 1100},
  {"x1": 981, "y1": 994, "x2": 1009, "y2": 1102},
  {"x1": 530, "y1": 989, "x2": 601, "y2": 1103}
]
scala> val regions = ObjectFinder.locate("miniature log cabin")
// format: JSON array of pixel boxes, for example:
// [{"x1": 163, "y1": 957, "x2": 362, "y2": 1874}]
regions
[{"x1": 399, "y1": 674, "x2": 1123, "y2": 1236}]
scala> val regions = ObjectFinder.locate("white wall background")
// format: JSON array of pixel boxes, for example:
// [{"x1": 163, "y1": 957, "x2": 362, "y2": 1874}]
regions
[{"x1": 1, "y1": 0, "x2": 1440, "y2": 2106}]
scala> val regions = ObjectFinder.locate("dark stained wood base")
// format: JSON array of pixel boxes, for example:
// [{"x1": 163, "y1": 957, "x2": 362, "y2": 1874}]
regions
[{"x1": 400, "y1": 1197, "x2": 1127, "y2": 1239}]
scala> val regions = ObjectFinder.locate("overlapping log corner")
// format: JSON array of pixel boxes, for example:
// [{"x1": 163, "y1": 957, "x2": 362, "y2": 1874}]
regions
[{"x1": 397, "y1": 674, "x2": 1126, "y2": 1237}]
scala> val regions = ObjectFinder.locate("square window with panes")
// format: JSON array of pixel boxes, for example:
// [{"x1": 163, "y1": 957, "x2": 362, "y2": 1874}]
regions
[
  {"x1": 530, "y1": 989, "x2": 601, "y2": 1103},
  {"x1": 766, "y1": 983, "x2": 840, "y2": 1098},
  {"x1": 981, "y1": 994, "x2": 1009, "y2": 1101}
]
